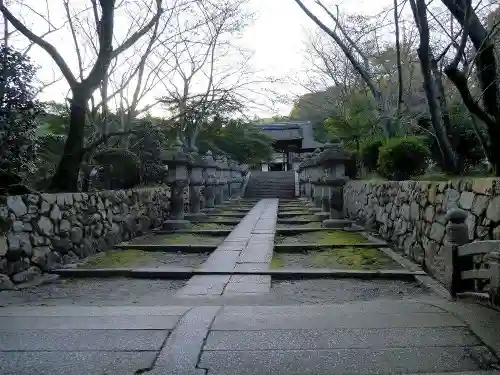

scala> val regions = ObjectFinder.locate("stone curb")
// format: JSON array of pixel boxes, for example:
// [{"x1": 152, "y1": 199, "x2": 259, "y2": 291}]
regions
[
  {"x1": 51, "y1": 267, "x2": 425, "y2": 281},
  {"x1": 273, "y1": 242, "x2": 390, "y2": 252},
  {"x1": 114, "y1": 244, "x2": 218, "y2": 253},
  {"x1": 153, "y1": 229, "x2": 233, "y2": 235}
]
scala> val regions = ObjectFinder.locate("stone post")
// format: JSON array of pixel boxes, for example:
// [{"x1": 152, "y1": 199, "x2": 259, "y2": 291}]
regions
[
  {"x1": 445, "y1": 208, "x2": 469, "y2": 299},
  {"x1": 162, "y1": 139, "x2": 191, "y2": 230},
  {"x1": 202, "y1": 151, "x2": 217, "y2": 212},
  {"x1": 214, "y1": 156, "x2": 225, "y2": 205},
  {"x1": 315, "y1": 145, "x2": 350, "y2": 226},
  {"x1": 222, "y1": 156, "x2": 231, "y2": 202},
  {"x1": 229, "y1": 160, "x2": 242, "y2": 199},
  {"x1": 185, "y1": 148, "x2": 207, "y2": 222},
  {"x1": 307, "y1": 149, "x2": 323, "y2": 211}
]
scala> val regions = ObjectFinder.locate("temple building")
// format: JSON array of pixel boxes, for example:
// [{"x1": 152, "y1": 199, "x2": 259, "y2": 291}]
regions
[{"x1": 254, "y1": 121, "x2": 327, "y2": 171}]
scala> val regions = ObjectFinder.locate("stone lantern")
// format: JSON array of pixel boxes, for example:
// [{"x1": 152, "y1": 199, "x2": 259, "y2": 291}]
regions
[
  {"x1": 228, "y1": 159, "x2": 242, "y2": 200},
  {"x1": 214, "y1": 156, "x2": 226, "y2": 205},
  {"x1": 202, "y1": 150, "x2": 217, "y2": 212},
  {"x1": 185, "y1": 147, "x2": 207, "y2": 222},
  {"x1": 162, "y1": 138, "x2": 191, "y2": 230},
  {"x1": 316, "y1": 145, "x2": 351, "y2": 227},
  {"x1": 307, "y1": 148, "x2": 323, "y2": 212}
]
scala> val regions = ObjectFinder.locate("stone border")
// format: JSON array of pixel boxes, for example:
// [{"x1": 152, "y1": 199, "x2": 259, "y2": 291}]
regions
[
  {"x1": 273, "y1": 243, "x2": 390, "y2": 252},
  {"x1": 114, "y1": 244, "x2": 218, "y2": 253},
  {"x1": 154, "y1": 229, "x2": 233, "y2": 235},
  {"x1": 51, "y1": 266, "x2": 425, "y2": 281}
]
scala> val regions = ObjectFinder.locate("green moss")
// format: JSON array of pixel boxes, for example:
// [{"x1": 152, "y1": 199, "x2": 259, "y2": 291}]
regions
[
  {"x1": 80, "y1": 250, "x2": 154, "y2": 269},
  {"x1": 192, "y1": 222, "x2": 230, "y2": 230},
  {"x1": 311, "y1": 247, "x2": 400, "y2": 269},
  {"x1": 276, "y1": 230, "x2": 367, "y2": 245},
  {"x1": 159, "y1": 234, "x2": 223, "y2": 245},
  {"x1": 270, "y1": 254, "x2": 283, "y2": 269}
]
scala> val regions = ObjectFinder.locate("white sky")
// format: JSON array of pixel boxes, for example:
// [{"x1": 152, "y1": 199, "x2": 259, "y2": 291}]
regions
[{"x1": 27, "y1": 0, "x2": 393, "y2": 118}]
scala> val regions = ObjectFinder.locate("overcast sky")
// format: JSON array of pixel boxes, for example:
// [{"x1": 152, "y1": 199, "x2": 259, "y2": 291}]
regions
[{"x1": 28, "y1": 0, "x2": 393, "y2": 118}]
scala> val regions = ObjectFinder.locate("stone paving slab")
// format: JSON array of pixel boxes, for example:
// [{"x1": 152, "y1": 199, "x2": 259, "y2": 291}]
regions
[
  {"x1": 199, "y1": 346, "x2": 493, "y2": 375},
  {"x1": 149, "y1": 306, "x2": 220, "y2": 375},
  {"x1": 0, "y1": 314, "x2": 181, "y2": 330},
  {"x1": 0, "y1": 305, "x2": 191, "y2": 316},
  {"x1": 0, "y1": 351, "x2": 157, "y2": 375},
  {"x1": 175, "y1": 199, "x2": 279, "y2": 297},
  {"x1": 224, "y1": 282, "x2": 271, "y2": 294},
  {"x1": 205, "y1": 327, "x2": 480, "y2": 350},
  {"x1": 212, "y1": 311, "x2": 465, "y2": 330},
  {"x1": 0, "y1": 329, "x2": 169, "y2": 351}
]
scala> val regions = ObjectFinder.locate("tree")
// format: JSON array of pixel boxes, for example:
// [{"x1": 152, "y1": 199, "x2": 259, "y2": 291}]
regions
[
  {"x1": 440, "y1": 0, "x2": 500, "y2": 175},
  {"x1": 0, "y1": 44, "x2": 42, "y2": 178},
  {"x1": 197, "y1": 118, "x2": 273, "y2": 165},
  {"x1": 409, "y1": 0, "x2": 459, "y2": 173},
  {"x1": 1, "y1": 0, "x2": 163, "y2": 191}
]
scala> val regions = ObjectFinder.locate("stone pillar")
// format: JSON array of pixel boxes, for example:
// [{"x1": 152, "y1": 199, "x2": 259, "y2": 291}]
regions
[
  {"x1": 445, "y1": 208, "x2": 469, "y2": 299},
  {"x1": 162, "y1": 139, "x2": 191, "y2": 230},
  {"x1": 222, "y1": 157, "x2": 231, "y2": 202},
  {"x1": 185, "y1": 148, "x2": 207, "y2": 222},
  {"x1": 214, "y1": 157, "x2": 225, "y2": 205},
  {"x1": 203, "y1": 151, "x2": 217, "y2": 212},
  {"x1": 229, "y1": 161, "x2": 242, "y2": 199}
]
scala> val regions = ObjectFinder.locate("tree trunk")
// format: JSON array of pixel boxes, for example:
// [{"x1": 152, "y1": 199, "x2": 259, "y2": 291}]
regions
[
  {"x1": 430, "y1": 59, "x2": 452, "y2": 133},
  {"x1": 418, "y1": 48, "x2": 458, "y2": 173},
  {"x1": 49, "y1": 88, "x2": 88, "y2": 191}
]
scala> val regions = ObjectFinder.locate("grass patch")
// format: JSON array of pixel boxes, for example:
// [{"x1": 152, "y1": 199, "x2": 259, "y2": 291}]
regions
[
  {"x1": 311, "y1": 247, "x2": 398, "y2": 269},
  {"x1": 270, "y1": 255, "x2": 283, "y2": 269},
  {"x1": 270, "y1": 247, "x2": 401, "y2": 270},
  {"x1": 277, "y1": 222, "x2": 323, "y2": 229},
  {"x1": 275, "y1": 230, "x2": 367, "y2": 245},
  {"x1": 79, "y1": 249, "x2": 155, "y2": 269},
  {"x1": 159, "y1": 233, "x2": 224, "y2": 245},
  {"x1": 192, "y1": 222, "x2": 231, "y2": 230}
]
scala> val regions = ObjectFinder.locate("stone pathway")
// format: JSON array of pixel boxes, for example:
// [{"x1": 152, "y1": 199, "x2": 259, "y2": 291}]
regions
[
  {"x1": 2, "y1": 198, "x2": 500, "y2": 374},
  {"x1": 1, "y1": 299, "x2": 500, "y2": 374},
  {"x1": 175, "y1": 199, "x2": 278, "y2": 297}
]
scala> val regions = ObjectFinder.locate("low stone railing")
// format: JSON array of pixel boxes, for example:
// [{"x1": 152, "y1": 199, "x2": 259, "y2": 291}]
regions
[{"x1": 0, "y1": 143, "x2": 246, "y2": 288}]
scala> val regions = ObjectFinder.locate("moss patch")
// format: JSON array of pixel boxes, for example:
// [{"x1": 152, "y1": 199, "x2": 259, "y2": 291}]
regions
[
  {"x1": 79, "y1": 250, "x2": 155, "y2": 269},
  {"x1": 159, "y1": 233, "x2": 224, "y2": 245},
  {"x1": 275, "y1": 230, "x2": 368, "y2": 245},
  {"x1": 271, "y1": 247, "x2": 401, "y2": 270},
  {"x1": 192, "y1": 222, "x2": 232, "y2": 230}
]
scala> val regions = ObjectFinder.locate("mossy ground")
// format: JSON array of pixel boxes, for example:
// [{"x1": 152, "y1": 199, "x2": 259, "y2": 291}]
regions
[
  {"x1": 79, "y1": 249, "x2": 210, "y2": 269},
  {"x1": 271, "y1": 247, "x2": 401, "y2": 270},
  {"x1": 275, "y1": 230, "x2": 368, "y2": 245},
  {"x1": 159, "y1": 233, "x2": 224, "y2": 245},
  {"x1": 277, "y1": 222, "x2": 323, "y2": 229},
  {"x1": 79, "y1": 250, "x2": 155, "y2": 268},
  {"x1": 192, "y1": 222, "x2": 232, "y2": 230}
]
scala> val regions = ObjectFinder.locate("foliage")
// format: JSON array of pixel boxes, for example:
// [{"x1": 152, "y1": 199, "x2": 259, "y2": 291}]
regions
[
  {"x1": 360, "y1": 138, "x2": 384, "y2": 171},
  {"x1": 197, "y1": 118, "x2": 273, "y2": 165},
  {"x1": 92, "y1": 148, "x2": 141, "y2": 189},
  {"x1": 323, "y1": 91, "x2": 377, "y2": 150},
  {"x1": 378, "y1": 137, "x2": 430, "y2": 180},
  {"x1": 0, "y1": 44, "x2": 43, "y2": 178}
]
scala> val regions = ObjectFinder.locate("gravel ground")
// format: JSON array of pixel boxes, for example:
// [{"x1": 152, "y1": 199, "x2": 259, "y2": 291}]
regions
[
  {"x1": 0, "y1": 278, "x2": 186, "y2": 306},
  {"x1": 0, "y1": 277, "x2": 435, "y2": 307}
]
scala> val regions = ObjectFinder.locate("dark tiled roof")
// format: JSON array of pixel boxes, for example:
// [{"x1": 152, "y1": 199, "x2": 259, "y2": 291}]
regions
[{"x1": 254, "y1": 121, "x2": 326, "y2": 150}]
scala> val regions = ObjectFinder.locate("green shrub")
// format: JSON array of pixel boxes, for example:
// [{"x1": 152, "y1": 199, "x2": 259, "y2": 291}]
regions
[
  {"x1": 378, "y1": 137, "x2": 430, "y2": 180},
  {"x1": 360, "y1": 138, "x2": 384, "y2": 171},
  {"x1": 92, "y1": 148, "x2": 141, "y2": 189}
]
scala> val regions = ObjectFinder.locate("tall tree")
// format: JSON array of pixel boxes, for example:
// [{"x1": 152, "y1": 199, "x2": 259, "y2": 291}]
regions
[{"x1": 1, "y1": 0, "x2": 163, "y2": 191}]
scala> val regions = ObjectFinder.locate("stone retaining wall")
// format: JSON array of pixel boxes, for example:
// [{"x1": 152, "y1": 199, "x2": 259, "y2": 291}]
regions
[
  {"x1": 0, "y1": 187, "x2": 170, "y2": 286},
  {"x1": 343, "y1": 178, "x2": 500, "y2": 283}
]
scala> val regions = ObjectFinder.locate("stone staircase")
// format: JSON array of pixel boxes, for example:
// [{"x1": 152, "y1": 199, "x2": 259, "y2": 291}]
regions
[{"x1": 244, "y1": 171, "x2": 296, "y2": 198}]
